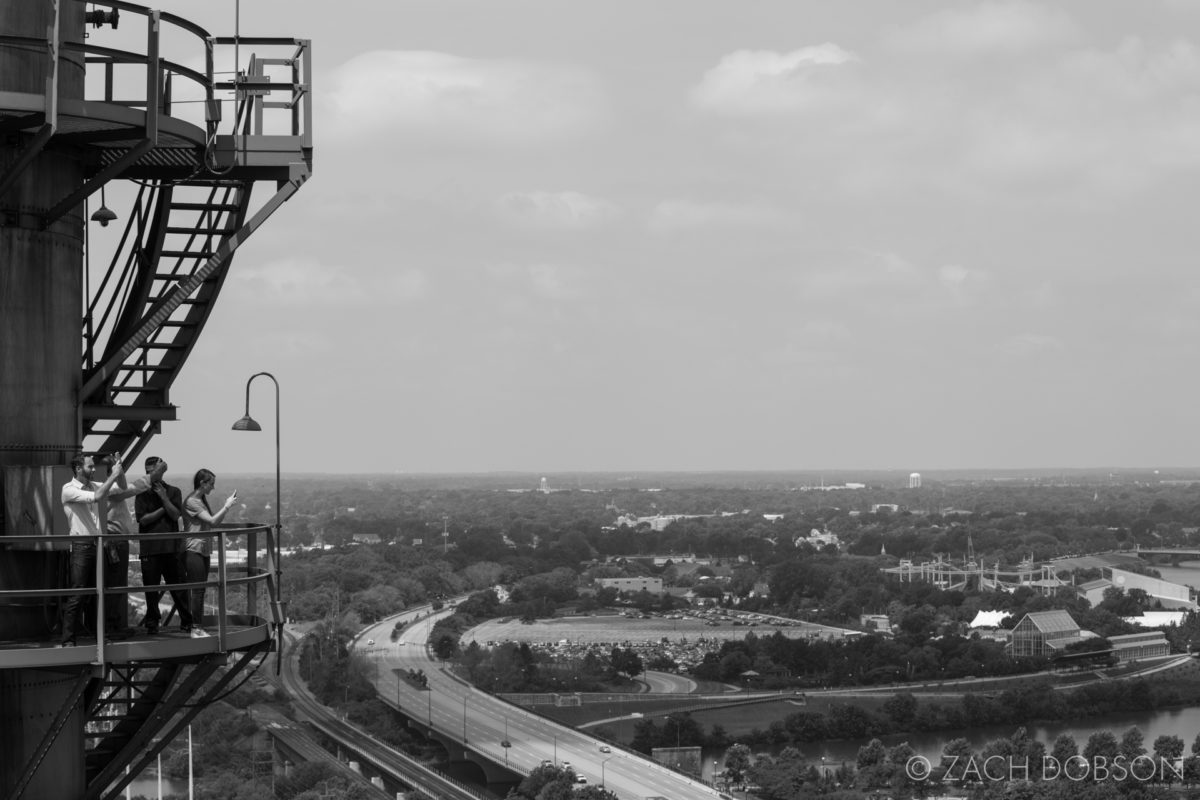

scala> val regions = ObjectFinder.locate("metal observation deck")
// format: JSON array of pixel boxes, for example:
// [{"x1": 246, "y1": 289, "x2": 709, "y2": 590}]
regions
[{"x1": 0, "y1": 1, "x2": 312, "y2": 798}]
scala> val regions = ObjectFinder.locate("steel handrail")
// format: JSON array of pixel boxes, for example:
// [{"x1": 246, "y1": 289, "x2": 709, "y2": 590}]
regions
[{"x1": 0, "y1": 521, "x2": 278, "y2": 658}]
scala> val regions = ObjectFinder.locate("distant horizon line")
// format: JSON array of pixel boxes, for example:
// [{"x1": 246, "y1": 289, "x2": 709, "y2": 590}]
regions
[{"x1": 213, "y1": 466, "x2": 1200, "y2": 477}]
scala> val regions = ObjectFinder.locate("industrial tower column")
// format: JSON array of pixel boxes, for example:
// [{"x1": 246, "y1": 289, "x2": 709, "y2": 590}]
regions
[{"x1": 1, "y1": 2, "x2": 90, "y2": 798}]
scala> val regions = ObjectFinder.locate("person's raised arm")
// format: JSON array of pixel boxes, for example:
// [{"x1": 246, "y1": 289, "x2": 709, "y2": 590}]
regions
[
  {"x1": 190, "y1": 491, "x2": 238, "y2": 526},
  {"x1": 93, "y1": 461, "x2": 123, "y2": 501}
]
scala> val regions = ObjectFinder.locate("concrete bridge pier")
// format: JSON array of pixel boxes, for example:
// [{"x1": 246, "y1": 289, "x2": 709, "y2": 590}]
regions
[{"x1": 422, "y1": 731, "x2": 518, "y2": 785}]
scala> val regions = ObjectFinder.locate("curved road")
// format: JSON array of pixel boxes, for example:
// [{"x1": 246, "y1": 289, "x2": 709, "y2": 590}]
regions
[
  {"x1": 354, "y1": 609, "x2": 723, "y2": 800},
  {"x1": 640, "y1": 670, "x2": 697, "y2": 694}
]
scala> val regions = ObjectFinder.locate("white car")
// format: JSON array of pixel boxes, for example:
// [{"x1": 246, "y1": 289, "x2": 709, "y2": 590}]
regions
[
  {"x1": 366, "y1": 639, "x2": 375, "y2": 645},
  {"x1": 599, "y1": 745, "x2": 611, "y2": 753}
]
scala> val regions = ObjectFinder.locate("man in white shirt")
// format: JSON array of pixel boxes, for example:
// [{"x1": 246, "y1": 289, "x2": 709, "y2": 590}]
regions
[{"x1": 59, "y1": 454, "x2": 151, "y2": 646}]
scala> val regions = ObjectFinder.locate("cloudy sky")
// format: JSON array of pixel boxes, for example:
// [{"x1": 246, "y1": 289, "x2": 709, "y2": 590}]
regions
[{"x1": 107, "y1": 0, "x2": 1200, "y2": 475}]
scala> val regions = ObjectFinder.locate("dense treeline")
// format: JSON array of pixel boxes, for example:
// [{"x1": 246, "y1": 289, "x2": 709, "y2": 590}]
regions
[
  {"x1": 504, "y1": 764, "x2": 617, "y2": 799},
  {"x1": 692, "y1": 629, "x2": 1045, "y2": 686},
  {"x1": 742, "y1": 723, "x2": 1200, "y2": 800},
  {"x1": 628, "y1": 678, "x2": 1200, "y2": 757},
  {"x1": 456, "y1": 640, "x2": 643, "y2": 693}
]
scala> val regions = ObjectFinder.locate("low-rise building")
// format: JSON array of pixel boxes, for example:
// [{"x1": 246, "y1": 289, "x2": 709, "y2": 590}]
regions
[
  {"x1": 597, "y1": 576, "x2": 663, "y2": 594},
  {"x1": 1010, "y1": 610, "x2": 1081, "y2": 657},
  {"x1": 1077, "y1": 578, "x2": 1112, "y2": 607},
  {"x1": 1108, "y1": 631, "x2": 1170, "y2": 662}
]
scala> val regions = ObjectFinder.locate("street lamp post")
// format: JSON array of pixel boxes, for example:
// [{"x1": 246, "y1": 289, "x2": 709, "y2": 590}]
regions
[
  {"x1": 501, "y1": 717, "x2": 510, "y2": 764},
  {"x1": 231, "y1": 371, "x2": 282, "y2": 672},
  {"x1": 601, "y1": 756, "x2": 612, "y2": 788},
  {"x1": 462, "y1": 694, "x2": 468, "y2": 743}
]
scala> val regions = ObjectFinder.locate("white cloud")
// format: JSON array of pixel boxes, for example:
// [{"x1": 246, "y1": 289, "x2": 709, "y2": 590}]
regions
[
  {"x1": 528, "y1": 264, "x2": 582, "y2": 300},
  {"x1": 647, "y1": 199, "x2": 789, "y2": 232},
  {"x1": 232, "y1": 258, "x2": 364, "y2": 306},
  {"x1": 323, "y1": 50, "x2": 604, "y2": 144},
  {"x1": 689, "y1": 44, "x2": 859, "y2": 115},
  {"x1": 996, "y1": 333, "x2": 1065, "y2": 357},
  {"x1": 495, "y1": 191, "x2": 619, "y2": 230},
  {"x1": 886, "y1": 1, "x2": 1081, "y2": 57},
  {"x1": 954, "y1": 38, "x2": 1200, "y2": 193},
  {"x1": 938, "y1": 263, "x2": 988, "y2": 306},
  {"x1": 244, "y1": 330, "x2": 335, "y2": 358},
  {"x1": 939, "y1": 264, "x2": 970, "y2": 286},
  {"x1": 484, "y1": 262, "x2": 584, "y2": 301},
  {"x1": 231, "y1": 258, "x2": 426, "y2": 306},
  {"x1": 382, "y1": 269, "x2": 431, "y2": 302},
  {"x1": 797, "y1": 252, "x2": 912, "y2": 299}
]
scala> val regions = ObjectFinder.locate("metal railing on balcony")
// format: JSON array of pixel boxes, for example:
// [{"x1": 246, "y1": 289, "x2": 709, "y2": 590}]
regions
[{"x1": 0, "y1": 522, "x2": 280, "y2": 666}]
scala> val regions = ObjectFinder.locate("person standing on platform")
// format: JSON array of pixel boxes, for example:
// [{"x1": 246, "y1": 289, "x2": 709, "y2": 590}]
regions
[
  {"x1": 182, "y1": 468, "x2": 237, "y2": 638},
  {"x1": 135, "y1": 456, "x2": 194, "y2": 634},
  {"x1": 101, "y1": 457, "x2": 161, "y2": 639},
  {"x1": 59, "y1": 453, "x2": 125, "y2": 647}
]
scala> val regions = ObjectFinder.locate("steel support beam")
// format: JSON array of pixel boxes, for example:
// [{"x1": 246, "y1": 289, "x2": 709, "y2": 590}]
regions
[{"x1": 5, "y1": 670, "x2": 92, "y2": 800}]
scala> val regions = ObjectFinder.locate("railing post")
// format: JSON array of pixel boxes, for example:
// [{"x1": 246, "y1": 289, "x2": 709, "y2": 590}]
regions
[
  {"x1": 94, "y1": 531, "x2": 106, "y2": 664},
  {"x1": 247, "y1": 527, "x2": 257, "y2": 618},
  {"x1": 217, "y1": 531, "x2": 227, "y2": 650}
]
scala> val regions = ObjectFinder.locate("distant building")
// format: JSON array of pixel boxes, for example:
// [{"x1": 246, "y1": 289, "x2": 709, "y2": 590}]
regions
[
  {"x1": 597, "y1": 576, "x2": 663, "y2": 594},
  {"x1": 1010, "y1": 610, "x2": 1082, "y2": 657},
  {"x1": 615, "y1": 513, "x2": 718, "y2": 531},
  {"x1": 909, "y1": 472, "x2": 921, "y2": 489},
  {"x1": 1105, "y1": 568, "x2": 1197, "y2": 610},
  {"x1": 1108, "y1": 631, "x2": 1170, "y2": 662},
  {"x1": 871, "y1": 503, "x2": 900, "y2": 513},
  {"x1": 860, "y1": 614, "x2": 890, "y2": 632},
  {"x1": 1077, "y1": 578, "x2": 1112, "y2": 607},
  {"x1": 795, "y1": 528, "x2": 840, "y2": 550}
]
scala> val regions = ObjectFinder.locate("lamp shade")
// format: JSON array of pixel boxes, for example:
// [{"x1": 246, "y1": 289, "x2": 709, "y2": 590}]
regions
[
  {"x1": 231, "y1": 414, "x2": 262, "y2": 431},
  {"x1": 90, "y1": 205, "x2": 117, "y2": 226}
]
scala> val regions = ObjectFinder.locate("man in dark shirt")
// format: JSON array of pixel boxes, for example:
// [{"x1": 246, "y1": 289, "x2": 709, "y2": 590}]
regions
[{"x1": 135, "y1": 456, "x2": 194, "y2": 633}]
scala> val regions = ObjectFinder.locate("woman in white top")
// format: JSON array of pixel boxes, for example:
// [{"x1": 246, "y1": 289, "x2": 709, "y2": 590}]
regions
[{"x1": 181, "y1": 468, "x2": 237, "y2": 638}]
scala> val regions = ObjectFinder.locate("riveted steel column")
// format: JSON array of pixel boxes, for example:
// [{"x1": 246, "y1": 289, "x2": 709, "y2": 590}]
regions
[{"x1": 0, "y1": 2, "x2": 89, "y2": 798}]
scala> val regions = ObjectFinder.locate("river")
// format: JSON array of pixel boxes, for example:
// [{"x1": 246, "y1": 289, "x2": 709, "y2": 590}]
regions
[
  {"x1": 698, "y1": 705, "x2": 1200, "y2": 780},
  {"x1": 1146, "y1": 560, "x2": 1200, "y2": 589},
  {"x1": 696, "y1": 558, "x2": 1200, "y2": 780}
]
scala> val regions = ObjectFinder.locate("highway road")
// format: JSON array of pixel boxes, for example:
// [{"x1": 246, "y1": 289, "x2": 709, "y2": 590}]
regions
[
  {"x1": 277, "y1": 625, "x2": 486, "y2": 800},
  {"x1": 354, "y1": 607, "x2": 724, "y2": 800}
]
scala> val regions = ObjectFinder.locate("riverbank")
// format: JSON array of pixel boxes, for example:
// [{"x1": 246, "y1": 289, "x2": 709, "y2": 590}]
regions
[{"x1": 575, "y1": 656, "x2": 1200, "y2": 756}]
